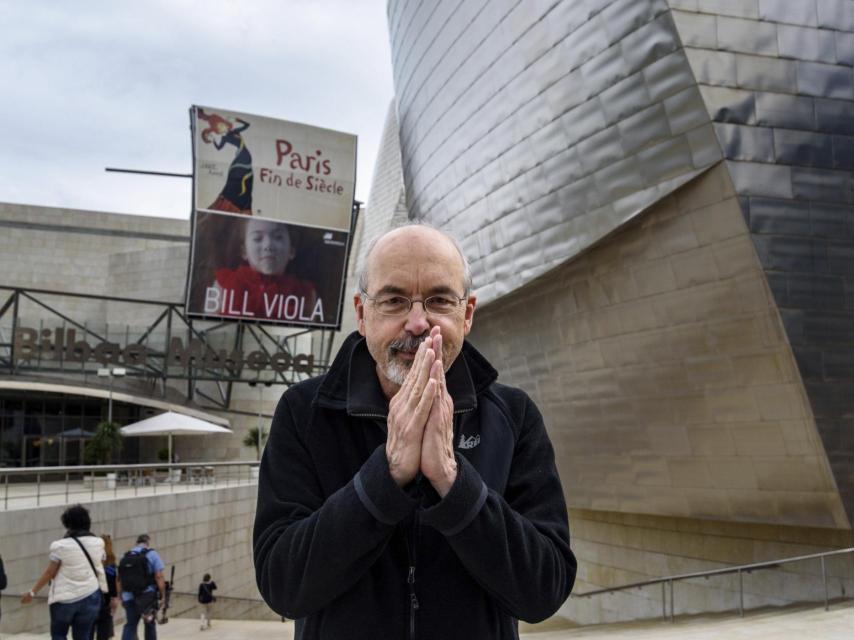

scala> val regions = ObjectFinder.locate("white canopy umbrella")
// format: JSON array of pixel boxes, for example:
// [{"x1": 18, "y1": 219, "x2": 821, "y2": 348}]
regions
[{"x1": 120, "y1": 411, "x2": 232, "y2": 462}]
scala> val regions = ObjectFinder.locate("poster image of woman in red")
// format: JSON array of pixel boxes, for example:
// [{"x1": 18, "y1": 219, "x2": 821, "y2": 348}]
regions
[{"x1": 197, "y1": 108, "x2": 254, "y2": 215}]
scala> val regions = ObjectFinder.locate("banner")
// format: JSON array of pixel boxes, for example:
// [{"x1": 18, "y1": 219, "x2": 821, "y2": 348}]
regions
[{"x1": 185, "y1": 106, "x2": 356, "y2": 328}]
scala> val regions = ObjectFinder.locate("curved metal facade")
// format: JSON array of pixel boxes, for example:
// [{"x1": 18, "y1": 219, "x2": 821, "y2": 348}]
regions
[
  {"x1": 387, "y1": 0, "x2": 854, "y2": 528},
  {"x1": 388, "y1": 0, "x2": 721, "y2": 303}
]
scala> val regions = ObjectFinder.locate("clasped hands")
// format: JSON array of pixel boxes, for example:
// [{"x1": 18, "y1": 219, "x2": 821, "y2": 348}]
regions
[{"x1": 386, "y1": 326, "x2": 457, "y2": 497}]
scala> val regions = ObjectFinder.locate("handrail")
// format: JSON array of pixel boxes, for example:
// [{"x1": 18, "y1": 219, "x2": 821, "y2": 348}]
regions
[
  {"x1": 0, "y1": 461, "x2": 257, "y2": 476},
  {"x1": 572, "y1": 546, "x2": 854, "y2": 622},
  {"x1": 0, "y1": 461, "x2": 260, "y2": 510}
]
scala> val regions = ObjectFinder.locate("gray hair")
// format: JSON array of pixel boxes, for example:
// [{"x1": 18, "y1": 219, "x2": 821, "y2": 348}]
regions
[{"x1": 357, "y1": 222, "x2": 473, "y2": 296}]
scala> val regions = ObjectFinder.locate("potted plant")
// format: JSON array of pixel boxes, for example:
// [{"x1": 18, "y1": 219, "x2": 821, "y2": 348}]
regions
[
  {"x1": 84, "y1": 421, "x2": 123, "y2": 489},
  {"x1": 243, "y1": 427, "x2": 263, "y2": 478}
]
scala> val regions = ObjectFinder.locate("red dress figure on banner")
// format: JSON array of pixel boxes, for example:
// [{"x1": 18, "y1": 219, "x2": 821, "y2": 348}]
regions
[
  {"x1": 198, "y1": 109, "x2": 254, "y2": 215},
  {"x1": 208, "y1": 219, "x2": 321, "y2": 323}
]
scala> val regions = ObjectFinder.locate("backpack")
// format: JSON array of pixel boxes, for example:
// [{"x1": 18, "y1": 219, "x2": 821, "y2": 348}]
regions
[
  {"x1": 118, "y1": 548, "x2": 153, "y2": 595},
  {"x1": 198, "y1": 582, "x2": 214, "y2": 604}
]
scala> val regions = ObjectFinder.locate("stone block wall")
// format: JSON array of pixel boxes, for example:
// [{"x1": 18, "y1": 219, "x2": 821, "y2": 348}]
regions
[{"x1": 564, "y1": 507, "x2": 854, "y2": 624}]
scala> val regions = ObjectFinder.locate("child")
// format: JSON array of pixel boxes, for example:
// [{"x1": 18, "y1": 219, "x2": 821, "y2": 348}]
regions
[
  {"x1": 207, "y1": 218, "x2": 318, "y2": 321},
  {"x1": 197, "y1": 573, "x2": 217, "y2": 630}
]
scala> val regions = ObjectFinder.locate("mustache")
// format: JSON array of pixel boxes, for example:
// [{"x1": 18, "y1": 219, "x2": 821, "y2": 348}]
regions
[{"x1": 388, "y1": 333, "x2": 428, "y2": 353}]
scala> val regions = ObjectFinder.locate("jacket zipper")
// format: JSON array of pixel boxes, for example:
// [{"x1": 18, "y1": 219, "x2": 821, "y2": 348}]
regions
[
  {"x1": 405, "y1": 513, "x2": 419, "y2": 640},
  {"x1": 353, "y1": 405, "x2": 474, "y2": 639},
  {"x1": 350, "y1": 412, "x2": 388, "y2": 420}
]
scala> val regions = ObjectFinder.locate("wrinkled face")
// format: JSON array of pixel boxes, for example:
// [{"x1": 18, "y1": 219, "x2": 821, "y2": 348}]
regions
[
  {"x1": 355, "y1": 227, "x2": 476, "y2": 396},
  {"x1": 242, "y1": 219, "x2": 294, "y2": 276}
]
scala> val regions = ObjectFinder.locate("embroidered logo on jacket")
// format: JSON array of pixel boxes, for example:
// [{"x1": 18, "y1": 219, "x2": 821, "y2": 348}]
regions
[{"x1": 457, "y1": 434, "x2": 481, "y2": 450}]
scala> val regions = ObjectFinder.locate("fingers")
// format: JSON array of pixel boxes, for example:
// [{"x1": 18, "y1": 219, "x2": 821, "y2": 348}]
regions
[
  {"x1": 396, "y1": 337, "x2": 425, "y2": 396},
  {"x1": 416, "y1": 378, "x2": 437, "y2": 422},
  {"x1": 406, "y1": 337, "x2": 435, "y2": 402},
  {"x1": 430, "y1": 358, "x2": 443, "y2": 384},
  {"x1": 393, "y1": 336, "x2": 430, "y2": 404}
]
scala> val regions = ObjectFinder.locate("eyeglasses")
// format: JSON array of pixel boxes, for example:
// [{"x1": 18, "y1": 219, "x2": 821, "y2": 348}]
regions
[{"x1": 360, "y1": 291, "x2": 467, "y2": 316}]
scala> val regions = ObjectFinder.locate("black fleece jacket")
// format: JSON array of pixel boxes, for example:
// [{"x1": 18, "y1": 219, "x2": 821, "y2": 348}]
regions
[{"x1": 253, "y1": 332, "x2": 576, "y2": 639}]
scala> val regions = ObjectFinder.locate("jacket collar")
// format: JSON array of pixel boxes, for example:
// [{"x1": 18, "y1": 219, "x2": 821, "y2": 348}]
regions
[{"x1": 314, "y1": 331, "x2": 498, "y2": 417}]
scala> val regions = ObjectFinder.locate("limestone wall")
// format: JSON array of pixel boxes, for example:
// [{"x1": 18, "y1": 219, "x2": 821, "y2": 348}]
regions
[{"x1": 564, "y1": 508, "x2": 854, "y2": 624}]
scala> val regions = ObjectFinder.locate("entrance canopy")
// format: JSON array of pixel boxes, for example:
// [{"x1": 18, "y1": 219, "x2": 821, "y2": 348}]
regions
[{"x1": 120, "y1": 411, "x2": 232, "y2": 461}]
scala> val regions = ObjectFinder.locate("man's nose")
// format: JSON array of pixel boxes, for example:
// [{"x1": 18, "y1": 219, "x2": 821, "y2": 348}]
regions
[{"x1": 404, "y1": 300, "x2": 431, "y2": 335}]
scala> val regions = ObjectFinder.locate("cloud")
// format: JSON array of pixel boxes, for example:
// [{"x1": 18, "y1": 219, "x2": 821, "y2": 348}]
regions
[{"x1": 0, "y1": 1, "x2": 394, "y2": 218}]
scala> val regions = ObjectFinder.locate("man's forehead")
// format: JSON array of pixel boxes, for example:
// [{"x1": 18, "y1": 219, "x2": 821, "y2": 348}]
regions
[{"x1": 367, "y1": 229, "x2": 465, "y2": 290}]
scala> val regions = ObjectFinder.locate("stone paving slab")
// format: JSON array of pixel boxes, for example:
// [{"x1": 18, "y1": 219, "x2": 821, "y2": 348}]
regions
[{"x1": 3, "y1": 602, "x2": 853, "y2": 639}]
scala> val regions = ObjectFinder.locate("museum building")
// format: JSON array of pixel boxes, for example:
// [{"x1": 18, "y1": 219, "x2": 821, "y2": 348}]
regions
[
  {"x1": 5, "y1": 0, "x2": 854, "y2": 627},
  {"x1": 0, "y1": 203, "x2": 328, "y2": 468}
]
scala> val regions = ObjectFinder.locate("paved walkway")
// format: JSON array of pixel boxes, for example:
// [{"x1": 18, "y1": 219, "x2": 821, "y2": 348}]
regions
[
  {"x1": 3, "y1": 602, "x2": 853, "y2": 639},
  {"x1": 527, "y1": 601, "x2": 854, "y2": 639}
]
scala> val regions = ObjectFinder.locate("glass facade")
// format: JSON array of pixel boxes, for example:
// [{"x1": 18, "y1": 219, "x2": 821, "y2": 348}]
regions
[{"x1": 0, "y1": 392, "x2": 141, "y2": 467}]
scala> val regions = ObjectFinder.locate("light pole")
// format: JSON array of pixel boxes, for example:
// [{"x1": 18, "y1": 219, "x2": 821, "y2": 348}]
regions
[
  {"x1": 97, "y1": 367, "x2": 127, "y2": 424},
  {"x1": 249, "y1": 381, "x2": 273, "y2": 460}
]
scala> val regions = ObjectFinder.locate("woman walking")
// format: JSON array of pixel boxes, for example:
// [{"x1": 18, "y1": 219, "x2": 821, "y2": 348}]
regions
[
  {"x1": 21, "y1": 504, "x2": 107, "y2": 640},
  {"x1": 90, "y1": 534, "x2": 119, "y2": 639}
]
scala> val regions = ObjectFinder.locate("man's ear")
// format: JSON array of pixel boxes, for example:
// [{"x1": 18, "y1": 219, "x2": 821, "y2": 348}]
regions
[
  {"x1": 463, "y1": 294, "x2": 477, "y2": 336},
  {"x1": 354, "y1": 293, "x2": 366, "y2": 336}
]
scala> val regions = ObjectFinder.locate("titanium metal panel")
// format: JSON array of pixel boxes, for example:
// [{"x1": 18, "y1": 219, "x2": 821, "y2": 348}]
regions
[
  {"x1": 759, "y1": 0, "x2": 818, "y2": 26},
  {"x1": 754, "y1": 92, "x2": 815, "y2": 129},
  {"x1": 777, "y1": 25, "x2": 836, "y2": 63},
  {"x1": 716, "y1": 16, "x2": 778, "y2": 56},
  {"x1": 699, "y1": 86, "x2": 756, "y2": 124},
  {"x1": 695, "y1": 0, "x2": 758, "y2": 19},
  {"x1": 390, "y1": 0, "x2": 716, "y2": 305},
  {"x1": 713, "y1": 123, "x2": 775, "y2": 163}
]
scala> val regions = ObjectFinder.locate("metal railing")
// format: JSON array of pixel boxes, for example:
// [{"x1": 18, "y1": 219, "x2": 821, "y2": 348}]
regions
[
  {"x1": 572, "y1": 547, "x2": 854, "y2": 622},
  {"x1": 0, "y1": 461, "x2": 260, "y2": 510}
]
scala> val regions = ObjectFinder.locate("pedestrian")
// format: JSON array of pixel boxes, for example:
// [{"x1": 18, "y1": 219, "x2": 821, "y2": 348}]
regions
[
  {"x1": 20, "y1": 504, "x2": 107, "y2": 640},
  {"x1": 90, "y1": 534, "x2": 118, "y2": 640},
  {"x1": 253, "y1": 224, "x2": 576, "y2": 639},
  {"x1": 197, "y1": 573, "x2": 217, "y2": 630},
  {"x1": 0, "y1": 553, "x2": 7, "y2": 623},
  {"x1": 116, "y1": 534, "x2": 165, "y2": 640}
]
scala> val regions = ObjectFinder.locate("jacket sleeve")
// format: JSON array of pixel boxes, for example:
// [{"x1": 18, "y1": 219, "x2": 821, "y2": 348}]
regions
[
  {"x1": 419, "y1": 391, "x2": 576, "y2": 622},
  {"x1": 253, "y1": 391, "x2": 418, "y2": 618}
]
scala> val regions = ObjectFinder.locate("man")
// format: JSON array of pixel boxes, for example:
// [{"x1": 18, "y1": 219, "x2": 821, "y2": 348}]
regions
[
  {"x1": 254, "y1": 224, "x2": 576, "y2": 639},
  {"x1": 117, "y1": 534, "x2": 166, "y2": 640}
]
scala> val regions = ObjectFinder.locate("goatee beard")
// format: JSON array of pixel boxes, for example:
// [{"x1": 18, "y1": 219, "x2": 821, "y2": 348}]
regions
[
  {"x1": 384, "y1": 333, "x2": 429, "y2": 386},
  {"x1": 383, "y1": 360, "x2": 409, "y2": 386}
]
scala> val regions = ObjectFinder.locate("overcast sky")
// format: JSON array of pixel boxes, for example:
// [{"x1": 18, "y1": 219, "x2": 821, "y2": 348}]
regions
[{"x1": 0, "y1": 1, "x2": 394, "y2": 219}]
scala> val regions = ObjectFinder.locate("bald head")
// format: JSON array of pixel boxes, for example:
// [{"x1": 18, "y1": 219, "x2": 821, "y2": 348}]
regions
[{"x1": 358, "y1": 224, "x2": 472, "y2": 296}]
